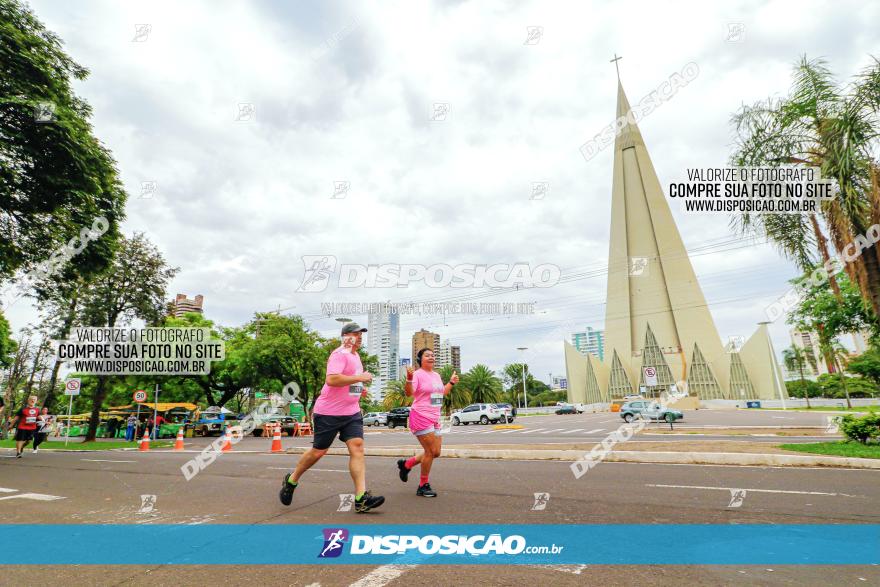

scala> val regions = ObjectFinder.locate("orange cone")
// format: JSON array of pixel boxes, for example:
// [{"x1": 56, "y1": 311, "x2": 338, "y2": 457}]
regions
[
  {"x1": 221, "y1": 428, "x2": 232, "y2": 452},
  {"x1": 174, "y1": 427, "x2": 185, "y2": 451},
  {"x1": 270, "y1": 428, "x2": 282, "y2": 453},
  {"x1": 139, "y1": 430, "x2": 150, "y2": 452}
]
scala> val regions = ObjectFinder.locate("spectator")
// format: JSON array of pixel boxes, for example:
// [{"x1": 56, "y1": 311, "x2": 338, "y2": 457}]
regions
[
  {"x1": 32, "y1": 408, "x2": 52, "y2": 452},
  {"x1": 125, "y1": 414, "x2": 137, "y2": 441}
]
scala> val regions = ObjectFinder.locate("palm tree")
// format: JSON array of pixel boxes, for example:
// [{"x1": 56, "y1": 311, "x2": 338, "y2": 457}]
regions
[
  {"x1": 461, "y1": 364, "x2": 503, "y2": 404},
  {"x1": 731, "y1": 56, "x2": 880, "y2": 314},
  {"x1": 382, "y1": 379, "x2": 410, "y2": 410},
  {"x1": 782, "y1": 345, "x2": 817, "y2": 408},
  {"x1": 820, "y1": 339, "x2": 853, "y2": 408}
]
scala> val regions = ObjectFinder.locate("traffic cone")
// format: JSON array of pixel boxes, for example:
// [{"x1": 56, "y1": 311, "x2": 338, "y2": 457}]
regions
[
  {"x1": 221, "y1": 428, "x2": 232, "y2": 452},
  {"x1": 270, "y1": 428, "x2": 282, "y2": 453},
  {"x1": 174, "y1": 427, "x2": 185, "y2": 451},
  {"x1": 139, "y1": 430, "x2": 150, "y2": 452}
]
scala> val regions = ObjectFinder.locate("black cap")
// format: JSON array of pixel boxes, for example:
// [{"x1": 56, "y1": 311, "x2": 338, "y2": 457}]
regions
[{"x1": 341, "y1": 322, "x2": 367, "y2": 335}]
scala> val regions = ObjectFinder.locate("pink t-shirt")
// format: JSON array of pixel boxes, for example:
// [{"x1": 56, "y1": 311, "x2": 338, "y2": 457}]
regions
[
  {"x1": 313, "y1": 347, "x2": 364, "y2": 416},
  {"x1": 410, "y1": 369, "x2": 445, "y2": 420}
]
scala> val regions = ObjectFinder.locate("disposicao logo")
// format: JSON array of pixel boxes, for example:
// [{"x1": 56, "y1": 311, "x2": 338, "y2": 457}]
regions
[{"x1": 319, "y1": 528, "x2": 349, "y2": 558}]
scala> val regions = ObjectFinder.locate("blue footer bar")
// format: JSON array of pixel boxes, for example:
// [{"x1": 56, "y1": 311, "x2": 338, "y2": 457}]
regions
[{"x1": 0, "y1": 525, "x2": 877, "y2": 565}]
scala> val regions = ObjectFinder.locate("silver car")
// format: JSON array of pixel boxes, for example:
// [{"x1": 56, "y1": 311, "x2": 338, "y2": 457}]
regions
[{"x1": 363, "y1": 412, "x2": 388, "y2": 426}]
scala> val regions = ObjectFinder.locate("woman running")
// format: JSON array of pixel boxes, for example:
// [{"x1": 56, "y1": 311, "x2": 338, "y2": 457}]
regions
[{"x1": 396, "y1": 348, "x2": 458, "y2": 497}]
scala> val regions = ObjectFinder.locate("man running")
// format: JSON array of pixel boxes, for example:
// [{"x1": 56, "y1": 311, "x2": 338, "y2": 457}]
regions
[
  {"x1": 396, "y1": 348, "x2": 458, "y2": 497},
  {"x1": 279, "y1": 322, "x2": 384, "y2": 513},
  {"x1": 13, "y1": 395, "x2": 40, "y2": 458},
  {"x1": 32, "y1": 407, "x2": 52, "y2": 452}
]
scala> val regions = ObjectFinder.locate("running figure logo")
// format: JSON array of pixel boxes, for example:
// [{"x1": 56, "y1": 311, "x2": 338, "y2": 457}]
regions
[
  {"x1": 297, "y1": 255, "x2": 337, "y2": 292},
  {"x1": 727, "y1": 489, "x2": 747, "y2": 508},
  {"x1": 531, "y1": 492, "x2": 550, "y2": 511},
  {"x1": 318, "y1": 528, "x2": 349, "y2": 558},
  {"x1": 138, "y1": 494, "x2": 157, "y2": 514},
  {"x1": 337, "y1": 494, "x2": 354, "y2": 512}
]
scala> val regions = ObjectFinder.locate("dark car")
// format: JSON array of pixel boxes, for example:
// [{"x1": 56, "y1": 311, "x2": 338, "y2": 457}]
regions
[
  {"x1": 555, "y1": 405, "x2": 578, "y2": 415},
  {"x1": 386, "y1": 407, "x2": 410, "y2": 429}
]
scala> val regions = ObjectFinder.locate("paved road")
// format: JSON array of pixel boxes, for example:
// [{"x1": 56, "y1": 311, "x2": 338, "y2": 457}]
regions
[{"x1": 1, "y1": 442, "x2": 878, "y2": 586}]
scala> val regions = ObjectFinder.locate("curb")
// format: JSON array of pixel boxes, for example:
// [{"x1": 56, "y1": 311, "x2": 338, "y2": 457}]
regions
[{"x1": 284, "y1": 446, "x2": 880, "y2": 470}]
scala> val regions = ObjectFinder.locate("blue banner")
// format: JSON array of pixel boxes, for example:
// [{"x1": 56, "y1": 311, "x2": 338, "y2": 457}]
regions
[{"x1": 0, "y1": 524, "x2": 876, "y2": 565}]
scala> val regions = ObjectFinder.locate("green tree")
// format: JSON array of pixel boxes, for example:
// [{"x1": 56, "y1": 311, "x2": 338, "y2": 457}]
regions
[
  {"x1": 461, "y1": 364, "x2": 502, "y2": 405},
  {"x1": 0, "y1": 0, "x2": 125, "y2": 281},
  {"x1": 846, "y1": 347, "x2": 880, "y2": 386},
  {"x1": 75, "y1": 234, "x2": 178, "y2": 441},
  {"x1": 782, "y1": 345, "x2": 817, "y2": 408},
  {"x1": 0, "y1": 311, "x2": 16, "y2": 368},
  {"x1": 382, "y1": 379, "x2": 410, "y2": 410},
  {"x1": 730, "y1": 56, "x2": 880, "y2": 314}
]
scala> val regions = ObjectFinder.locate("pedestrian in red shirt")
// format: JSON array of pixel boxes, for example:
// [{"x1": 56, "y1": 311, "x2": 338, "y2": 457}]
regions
[{"x1": 14, "y1": 395, "x2": 40, "y2": 458}]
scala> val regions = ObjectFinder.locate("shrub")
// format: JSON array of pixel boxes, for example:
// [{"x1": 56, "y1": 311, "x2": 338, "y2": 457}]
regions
[{"x1": 839, "y1": 413, "x2": 880, "y2": 444}]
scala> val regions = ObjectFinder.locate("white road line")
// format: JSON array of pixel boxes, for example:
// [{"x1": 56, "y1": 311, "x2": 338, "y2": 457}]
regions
[
  {"x1": 0, "y1": 488, "x2": 17, "y2": 493},
  {"x1": 81, "y1": 459, "x2": 136, "y2": 463},
  {"x1": 646, "y1": 483, "x2": 857, "y2": 497},
  {"x1": 267, "y1": 467, "x2": 348, "y2": 472},
  {"x1": 348, "y1": 564, "x2": 416, "y2": 587},
  {"x1": 540, "y1": 429, "x2": 567, "y2": 434},
  {"x1": 599, "y1": 419, "x2": 618, "y2": 423},
  {"x1": 519, "y1": 428, "x2": 545, "y2": 434},
  {"x1": 585, "y1": 428, "x2": 606, "y2": 434},
  {"x1": 560, "y1": 429, "x2": 585, "y2": 434},
  {"x1": 500, "y1": 429, "x2": 522, "y2": 434},
  {"x1": 0, "y1": 492, "x2": 65, "y2": 501}
]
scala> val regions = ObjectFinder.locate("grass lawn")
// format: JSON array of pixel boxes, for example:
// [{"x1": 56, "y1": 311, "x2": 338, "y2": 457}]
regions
[
  {"x1": 762, "y1": 405, "x2": 879, "y2": 412},
  {"x1": 780, "y1": 441, "x2": 880, "y2": 459},
  {"x1": 0, "y1": 439, "x2": 172, "y2": 450}
]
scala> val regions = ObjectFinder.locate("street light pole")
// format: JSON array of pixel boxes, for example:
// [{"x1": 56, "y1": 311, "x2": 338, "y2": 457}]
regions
[{"x1": 517, "y1": 347, "x2": 528, "y2": 409}]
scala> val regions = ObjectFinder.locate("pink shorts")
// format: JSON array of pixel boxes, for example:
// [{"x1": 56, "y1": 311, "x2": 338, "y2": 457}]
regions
[{"x1": 409, "y1": 409, "x2": 441, "y2": 437}]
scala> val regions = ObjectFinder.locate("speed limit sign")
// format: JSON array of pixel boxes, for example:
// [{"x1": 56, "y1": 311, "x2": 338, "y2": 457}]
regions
[
  {"x1": 133, "y1": 390, "x2": 147, "y2": 403},
  {"x1": 64, "y1": 378, "x2": 81, "y2": 396}
]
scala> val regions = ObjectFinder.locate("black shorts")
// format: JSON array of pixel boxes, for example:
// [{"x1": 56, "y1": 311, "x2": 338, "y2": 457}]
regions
[
  {"x1": 15, "y1": 429, "x2": 35, "y2": 442},
  {"x1": 312, "y1": 413, "x2": 364, "y2": 450}
]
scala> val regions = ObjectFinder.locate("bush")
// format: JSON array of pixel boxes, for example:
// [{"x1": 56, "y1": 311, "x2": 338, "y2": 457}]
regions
[
  {"x1": 785, "y1": 379, "x2": 821, "y2": 398},
  {"x1": 839, "y1": 413, "x2": 880, "y2": 444}
]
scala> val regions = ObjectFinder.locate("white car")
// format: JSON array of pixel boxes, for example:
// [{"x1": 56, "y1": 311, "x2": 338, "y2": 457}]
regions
[
  {"x1": 451, "y1": 403, "x2": 505, "y2": 426},
  {"x1": 363, "y1": 412, "x2": 387, "y2": 426}
]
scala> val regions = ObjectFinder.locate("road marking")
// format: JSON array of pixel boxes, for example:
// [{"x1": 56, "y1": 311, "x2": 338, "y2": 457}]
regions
[
  {"x1": 0, "y1": 488, "x2": 18, "y2": 493},
  {"x1": 500, "y1": 429, "x2": 521, "y2": 434},
  {"x1": 540, "y1": 429, "x2": 567, "y2": 434},
  {"x1": 348, "y1": 564, "x2": 416, "y2": 587},
  {"x1": 267, "y1": 467, "x2": 348, "y2": 472},
  {"x1": 519, "y1": 428, "x2": 545, "y2": 434},
  {"x1": 560, "y1": 428, "x2": 584, "y2": 434},
  {"x1": 646, "y1": 484, "x2": 857, "y2": 497},
  {"x1": 81, "y1": 459, "x2": 136, "y2": 463},
  {"x1": 0, "y1": 492, "x2": 65, "y2": 501},
  {"x1": 585, "y1": 428, "x2": 605, "y2": 434}
]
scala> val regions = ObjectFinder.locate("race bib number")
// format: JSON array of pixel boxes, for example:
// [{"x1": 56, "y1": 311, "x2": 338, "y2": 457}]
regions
[
  {"x1": 349, "y1": 383, "x2": 364, "y2": 397},
  {"x1": 430, "y1": 393, "x2": 444, "y2": 406},
  {"x1": 25, "y1": 417, "x2": 36, "y2": 423}
]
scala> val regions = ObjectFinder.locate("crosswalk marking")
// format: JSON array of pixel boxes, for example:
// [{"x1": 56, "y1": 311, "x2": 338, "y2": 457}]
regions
[
  {"x1": 519, "y1": 428, "x2": 545, "y2": 434},
  {"x1": 585, "y1": 428, "x2": 606, "y2": 434},
  {"x1": 560, "y1": 428, "x2": 585, "y2": 434},
  {"x1": 540, "y1": 429, "x2": 567, "y2": 434},
  {"x1": 0, "y1": 492, "x2": 65, "y2": 502}
]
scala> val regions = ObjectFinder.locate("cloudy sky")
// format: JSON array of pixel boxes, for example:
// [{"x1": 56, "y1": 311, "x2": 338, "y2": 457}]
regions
[{"x1": 7, "y1": 0, "x2": 880, "y2": 382}]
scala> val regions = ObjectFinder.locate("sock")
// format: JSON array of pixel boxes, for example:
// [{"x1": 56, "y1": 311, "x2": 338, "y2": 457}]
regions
[
  {"x1": 287, "y1": 476, "x2": 298, "y2": 486},
  {"x1": 420, "y1": 475, "x2": 429, "y2": 486},
  {"x1": 404, "y1": 456, "x2": 418, "y2": 470},
  {"x1": 355, "y1": 492, "x2": 365, "y2": 501}
]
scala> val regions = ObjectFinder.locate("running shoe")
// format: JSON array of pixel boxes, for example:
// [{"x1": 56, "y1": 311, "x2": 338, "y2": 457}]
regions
[
  {"x1": 16, "y1": 452, "x2": 21, "y2": 458},
  {"x1": 279, "y1": 473, "x2": 296, "y2": 506},
  {"x1": 416, "y1": 483, "x2": 437, "y2": 497},
  {"x1": 397, "y1": 459, "x2": 410, "y2": 482},
  {"x1": 355, "y1": 490, "x2": 385, "y2": 513}
]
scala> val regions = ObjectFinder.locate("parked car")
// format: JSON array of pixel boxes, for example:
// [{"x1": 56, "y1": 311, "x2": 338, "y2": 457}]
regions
[
  {"x1": 493, "y1": 403, "x2": 515, "y2": 423},
  {"x1": 194, "y1": 408, "x2": 239, "y2": 436},
  {"x1": 386, "y1": 407, "x2": 410, "y2": 428},
  {"x1": 555, "y1": 405, "x2": 577, "y2": 415},
  {"x1": 451, "y1": 403, "x2": 505, "y2": 426},
  {"x1": 619, "y1": 401, "x2": 683, "y2": 423},
  {"x1": 363, "y1": 412, "x2": 388, "y2": 426},
  {"x1": 251, "y1": 415, "x2": 298, "y2": 437}
]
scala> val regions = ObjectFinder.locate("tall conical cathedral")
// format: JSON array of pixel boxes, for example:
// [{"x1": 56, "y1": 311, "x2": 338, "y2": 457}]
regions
[{"x1": 565, "y1": 83, "x2": 788, "y2": 403}]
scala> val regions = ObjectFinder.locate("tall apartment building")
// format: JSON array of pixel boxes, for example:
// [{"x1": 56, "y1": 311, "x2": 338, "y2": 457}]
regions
[
  {"x1": 170, "y1": 293, "x2": 204, "y2": 318},
  {"x1": 367, "y1": 311, "x2": 400, "y2": 402},
  {"x1": 787, "y1": 329, "x2": 830, "y2": 380},
  {"x1": 571, "y1": 326, "x2": 604, "y2": 361},
  {"x1": 435, "y1": 339, "x2": 461, "y2": 372},
  {"x1": 412, "y1": 329, "x2": 440, "y2": 367}
]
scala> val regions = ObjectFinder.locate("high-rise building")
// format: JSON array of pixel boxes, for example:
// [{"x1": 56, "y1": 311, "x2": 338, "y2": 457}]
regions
[
  {"x1": 170, "y1": 293, "x2": 204, "y2": 317},
  {"x1": 450, "y1": 344, "x2": 461, "y2": 372},
  {"x1": 435, "y1": 340, "x2": 461, "y2": 372},
  {"x1": 412, "y1": 329, "x2": 440, "y2": 367},
  {"x1": 787, "y1": 329, "x2": 829, "y2": 379},
  {"x1": 564, "y1": 80, "x2": 786, "y2": 403},
  {"x1": 571, "y1": 327, "x2": 605, "y2": 361},
  {"x1": 367, "y1": 311, "x2": 399, "y2": 402}
]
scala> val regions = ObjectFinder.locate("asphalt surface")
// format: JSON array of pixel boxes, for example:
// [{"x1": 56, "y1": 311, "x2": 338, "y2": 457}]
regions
[{"x1": 2, "y1": 432, "x2": 879, "y2": 586}]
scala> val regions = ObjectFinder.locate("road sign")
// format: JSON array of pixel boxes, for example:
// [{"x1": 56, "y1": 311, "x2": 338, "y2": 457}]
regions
[
  {"x1": 133, "y1": 390, "x2": 147, "y2": 403},
  {"x1": 64, "y1": 378, "x2": 81, "y2": 396},
  {"x1": 643, "y1": 366, "x2": 658, "y2": 387}
]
